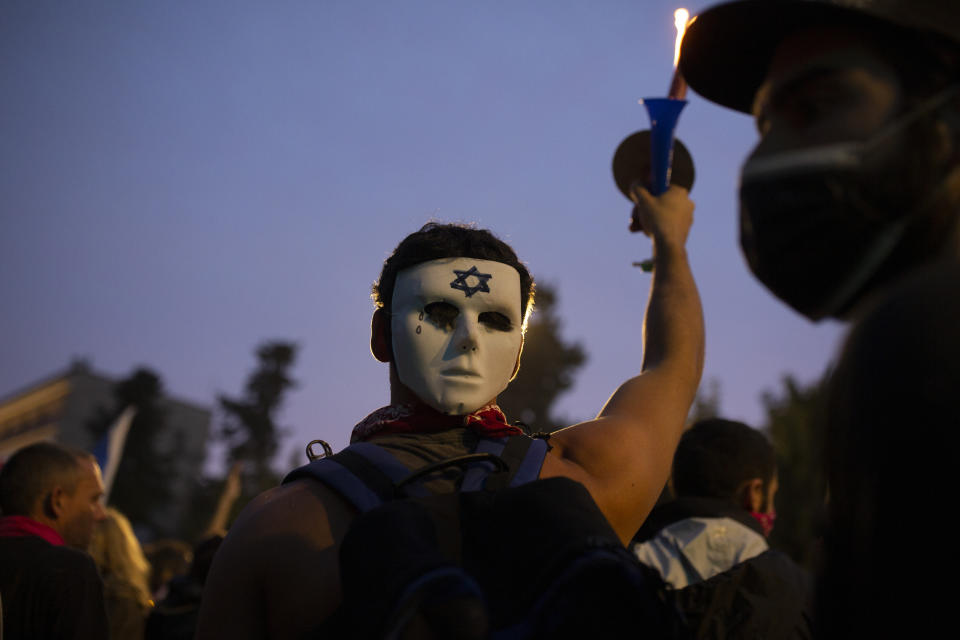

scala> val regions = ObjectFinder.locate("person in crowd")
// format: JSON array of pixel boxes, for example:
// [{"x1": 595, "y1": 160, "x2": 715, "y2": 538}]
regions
[
  {"x1": 198, "y1": 196, "x2": 704, "y2": 639},
  {"x1": 145, "y1": 464, "x2": 239, "y2": 640},
  {"x1": 89, "y1": 507, "x2": 154, "y2": 640},
  {"x1": 143, "y1": 539, "x2": 192, "y2": 604},
  {"x1": 680, "y1": 0, "x2": 959, "y2": 323},
  {"x1": 0, "y1": 441, "x2": 109, "y2": 639},
  {"x1": 146, "y1": 534, "x2": 225, "y2": 640},
  {"x1": 633, "y1": 418, "x2": 811, "y2": 638},
  {"x1": 679, "y1": 0, "x2": 959, "y2": 636}
]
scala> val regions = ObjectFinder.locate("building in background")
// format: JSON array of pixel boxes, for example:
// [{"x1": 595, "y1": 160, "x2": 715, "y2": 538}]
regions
[{"x1": 0, "y1": 360, "x2": 211, "y2": 539}]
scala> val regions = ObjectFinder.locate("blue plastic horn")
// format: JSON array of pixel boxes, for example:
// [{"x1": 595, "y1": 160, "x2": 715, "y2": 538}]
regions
[{"x1": 638, "y1": 97, "x2": 687, "y2": 195}]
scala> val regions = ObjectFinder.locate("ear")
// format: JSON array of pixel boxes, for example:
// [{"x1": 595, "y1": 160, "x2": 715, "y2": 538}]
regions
[
  {"x1": 509, "y1": 335, "x2": 525, "y2": 381},
  {"x1": 46, "y1": 486, "x2": 67, "y2": 520},
  {"x1": 371, "y1": 308, "x2": 393, "y2": 363},
  {"x1": 740, "y1": 478, "x2": 765, "y2": 512}
]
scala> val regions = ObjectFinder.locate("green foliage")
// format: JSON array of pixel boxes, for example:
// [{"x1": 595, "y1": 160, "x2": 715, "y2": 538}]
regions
[
  {"x1": 87, "y1": 368, "x2": 175, "y2": 537},
  {"x1": 762, "y1": 374, "x2": 828, "y2": 569},
  {"x1": 218, "y1": 341, "x2": 299, "y2": 499},
  {"x1": 497, "y1": 283, "x2": 587, "y2": 434}
]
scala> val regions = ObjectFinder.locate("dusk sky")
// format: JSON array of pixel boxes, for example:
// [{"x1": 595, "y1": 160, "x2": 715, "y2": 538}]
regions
[{"x1": 0, "y1": 1, "x2": 845, "y2": 470}]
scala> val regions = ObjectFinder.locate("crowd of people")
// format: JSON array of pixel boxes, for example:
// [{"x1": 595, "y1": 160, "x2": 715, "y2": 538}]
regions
[
  {"x1": 2, "y1": 0, "x2": 958, "y2": 637},
  {"x1": 0, "y1": 443, "x2": 236, "y2": 640}
]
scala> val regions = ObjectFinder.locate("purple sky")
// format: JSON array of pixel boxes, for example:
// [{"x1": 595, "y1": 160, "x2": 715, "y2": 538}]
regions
[{"x1": 0, "y1": 1, "x2": 844, "y2": 469}]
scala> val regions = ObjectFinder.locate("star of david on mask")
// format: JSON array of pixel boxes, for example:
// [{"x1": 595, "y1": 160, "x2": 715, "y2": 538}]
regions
[{"x1": 390, "y1": 257, "x2": 524, "y2": 415}]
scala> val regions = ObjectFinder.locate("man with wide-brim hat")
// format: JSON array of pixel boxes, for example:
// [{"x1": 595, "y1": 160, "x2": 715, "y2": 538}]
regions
[
  {"x1": 681, "y1": 0, "x2": 960, "y2": 321},
  {"x1": 679, "y1": 1, "x2": 960, "y2": 636}
]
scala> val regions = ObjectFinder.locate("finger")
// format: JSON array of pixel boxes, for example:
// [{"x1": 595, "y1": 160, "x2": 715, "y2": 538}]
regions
[
  {"x1": 628, "y1": 180, "x2": 650, "y2": 204},
  {"x1": 629, "y1": 205, "x2": 645, "y2": 233}
]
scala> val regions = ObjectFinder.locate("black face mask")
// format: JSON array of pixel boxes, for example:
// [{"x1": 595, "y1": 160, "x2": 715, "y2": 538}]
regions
[{"x1": 739, "y1": 85, "x2": 959, "y2": 321}]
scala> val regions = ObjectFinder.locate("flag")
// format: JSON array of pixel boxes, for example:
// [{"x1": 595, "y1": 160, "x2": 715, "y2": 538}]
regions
[{"x1": 92, "y1": 405, "x2": 137, "y2": 503}]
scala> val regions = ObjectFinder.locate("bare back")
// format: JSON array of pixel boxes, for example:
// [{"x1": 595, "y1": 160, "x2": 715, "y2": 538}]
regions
[{"x1": 196, "y1": 479, "x2": 356, "y2": 639}]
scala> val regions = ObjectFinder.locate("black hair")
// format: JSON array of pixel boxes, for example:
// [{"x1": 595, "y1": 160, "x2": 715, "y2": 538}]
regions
[
  {"x1": 0, "y1": 441, "x2": 87, "y2": 516},
  {"x1": 672, "y1": 418, "x2": 776, "y2": 503},
  {"x1": 372, "y1": 222, "x2": 535, "y2": 322}
]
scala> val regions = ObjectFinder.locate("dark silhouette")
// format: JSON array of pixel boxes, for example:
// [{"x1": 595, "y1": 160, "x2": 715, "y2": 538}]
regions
[
  {"x1": 219, "y1": 341, "x2": 298, "y2": 499},
  {"x1": 87, "y1": 368, "x2": 175, "y2": 537}
]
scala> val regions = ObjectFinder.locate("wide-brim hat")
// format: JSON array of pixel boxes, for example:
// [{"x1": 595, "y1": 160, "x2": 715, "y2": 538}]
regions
[{"x1": 679, "y1": 0, "x2": 960, "y2": 114}]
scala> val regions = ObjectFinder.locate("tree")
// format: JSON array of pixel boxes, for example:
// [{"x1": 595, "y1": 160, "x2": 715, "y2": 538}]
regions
[
  {"x1": 497, "y1": 283, "x2": 587, "y2": 434},
  {"x1": 87, "y1": 368, "x2": 175, "y2": 537},
  {"x1": 219, "y1": 341, "x2": 299, "y2": 499},
  {"x1": 761, "y1": 373, "x2": 829, "y2": 569}
]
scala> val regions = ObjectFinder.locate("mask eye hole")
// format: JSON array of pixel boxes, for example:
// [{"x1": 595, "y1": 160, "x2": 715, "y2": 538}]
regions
[
  {"x1": 479, "y1": 311, "x2": 512, "y2": 332},
  {"x1": 424, "y1": 302, "x2": 458, "y2": 330}
]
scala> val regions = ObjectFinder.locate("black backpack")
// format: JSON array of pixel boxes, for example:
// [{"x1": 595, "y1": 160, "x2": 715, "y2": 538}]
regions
[{"x1": 284, "y1": 434, "x2": 682, "y2": 639}]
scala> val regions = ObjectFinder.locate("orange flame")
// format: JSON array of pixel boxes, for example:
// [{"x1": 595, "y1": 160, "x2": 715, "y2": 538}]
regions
[{"x1": 673, "y1": 8, "x2": 689, "y2": 68}]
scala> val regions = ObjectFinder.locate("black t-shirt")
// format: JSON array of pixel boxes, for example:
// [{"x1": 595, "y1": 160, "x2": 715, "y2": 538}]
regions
[{"x1": 0, "y1": 535, "x2": 109, "y2": 640}]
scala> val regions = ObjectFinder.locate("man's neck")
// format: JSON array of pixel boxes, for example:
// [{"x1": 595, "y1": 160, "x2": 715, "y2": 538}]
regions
[{"x1": 0, "y1": 514, "x2": 66, "y2": 546}]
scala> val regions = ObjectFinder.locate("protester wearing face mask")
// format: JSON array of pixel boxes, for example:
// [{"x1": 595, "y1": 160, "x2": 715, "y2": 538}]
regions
[
  {"x1": 680, "y1": 0, "x2": 960, "y2": 322},
  {"x1": 632, "y1": 418, "x2": 812, "y2": 639},
  {"x1": 679, "y1": 1, "x2": 960, "y2": 636},
  {"x1": 198, "y1": 211, "x2": 704, "y2": 639}
]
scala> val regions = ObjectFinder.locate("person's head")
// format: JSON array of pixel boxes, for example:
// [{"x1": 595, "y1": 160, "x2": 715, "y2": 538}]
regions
[
  {"x1": 371, "y1": 222, "x2": 535, "y2": 415},
  {"x1": 89, "y1": 507, "x2": 152, "y2": 606},
  {"x1": 143, "y1": 538, "x2": 193, "y2": 598},
  {"x1": 672, "y1": 418, "x2": 778, "y2": 517},
  {"x1": 680, "y1": 0, "x2": 960, "y2": 321},
  {"x1": 0, "y1": 441, "x2": 107, "y2": 549}
]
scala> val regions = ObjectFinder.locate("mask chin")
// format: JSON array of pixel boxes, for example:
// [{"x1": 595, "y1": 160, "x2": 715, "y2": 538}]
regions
[{"x1": 739, "y1": 85, "x2": 960, "y2": 320}]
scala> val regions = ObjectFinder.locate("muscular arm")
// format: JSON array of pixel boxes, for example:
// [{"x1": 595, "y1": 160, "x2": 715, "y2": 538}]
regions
[
  {"x1": 541, "y1": 184, "x2": 704, "y2": 543},
  {"x1": 195, "y1": 480, "x2": 357, "y2": 640}
]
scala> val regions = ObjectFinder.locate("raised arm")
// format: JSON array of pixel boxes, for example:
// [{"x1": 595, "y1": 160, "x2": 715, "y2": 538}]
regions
[
  {"x1": 201, "y1": 461, "x2": 243, "y2": 540},
  {"x1": 540, "y1": 184, "x2": 704, "y2": 542}
]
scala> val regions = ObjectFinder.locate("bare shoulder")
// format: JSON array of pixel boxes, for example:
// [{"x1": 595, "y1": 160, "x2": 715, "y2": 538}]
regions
[
  {"x1": 539, "y1": 415, "x2": 675, "y2": 543},
  {"x1": 197, "y1": 478, "x2": 358, "y2": 640}
]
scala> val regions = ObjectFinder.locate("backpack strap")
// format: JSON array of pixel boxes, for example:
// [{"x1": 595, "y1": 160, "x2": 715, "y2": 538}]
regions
[
  {"x1": 282, "y1": 442, "x2": 431, "y2": 513},
  {"x1": 283, "y1": 434, "x2": 550, "y2": 511},
  {"x1": 505, "y1": 436, "x2": 550, "y2": 487},
  {"x1": 462, "y1": 435, "x2": 550, "y2": 492}
]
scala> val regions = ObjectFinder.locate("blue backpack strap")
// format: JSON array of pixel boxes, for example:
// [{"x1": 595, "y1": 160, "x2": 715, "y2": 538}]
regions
[
  {"x1": 508, "y1": 436, "x2": 549, "y2": 487},
  {"x1": 282, "y1": 442, "x2": 430, "y2": 513},
  {"x1": 460, "y1": 438, "x2": 509, "y2": 491},
  {"x1": 283, "y1": 435, "x2": 550, "y2": 511},
  {"x1": 461, "y1": 435, "x2": 550, "y2": 492}
]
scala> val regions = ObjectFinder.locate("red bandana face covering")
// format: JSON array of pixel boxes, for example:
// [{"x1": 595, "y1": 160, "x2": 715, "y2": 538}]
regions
[
  {"x1": 750, "y1": 510, "x2": 777, "y2": 538},
  {"x1": 0, "y1": 515, "x2": 65, "y2": 546},
  {"x1": 351, "y1": 403, "x2": 523, "y2": 443}
]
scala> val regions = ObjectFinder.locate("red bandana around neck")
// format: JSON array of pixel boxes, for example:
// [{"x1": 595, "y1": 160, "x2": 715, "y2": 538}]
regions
[
  {"x1": 0, "y1": 515, "x2": 65, "y2": 546},
  {"x1": 351, "y1": 403, "x2": 523, "y2": 443}
]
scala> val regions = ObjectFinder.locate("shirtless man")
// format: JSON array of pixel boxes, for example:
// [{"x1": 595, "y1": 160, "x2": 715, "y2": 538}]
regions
[{"x1": 197, "y1": 186, "x2": 703, "y2": 639}]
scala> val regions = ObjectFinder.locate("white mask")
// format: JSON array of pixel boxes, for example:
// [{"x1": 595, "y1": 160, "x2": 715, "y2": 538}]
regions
[{"x1": 390, "y1": 257, "x2": 524, "y2": 415}]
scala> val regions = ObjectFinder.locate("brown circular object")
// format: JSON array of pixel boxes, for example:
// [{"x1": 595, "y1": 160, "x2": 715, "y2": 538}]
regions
[{"x1": 612, "y1": 130, "x2": 695, "y2": 199}]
